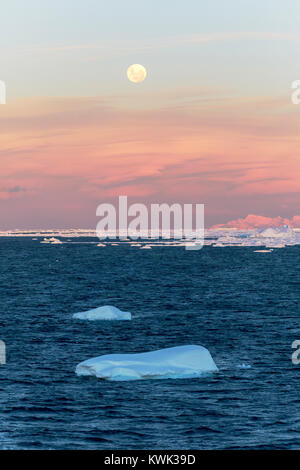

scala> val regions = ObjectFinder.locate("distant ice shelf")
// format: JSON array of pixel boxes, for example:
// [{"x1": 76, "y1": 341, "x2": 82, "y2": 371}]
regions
[
  {"x1": 211, "y1": 225, "x2": 299, "y2": 248},
  {"x1": 72, "y1": 305, "x2": 132, "y2": 321},
  {"x1": 75, "y1": 345, "x2": 218, "y2": 381},
  {"x1": 2, "y1": 225, "x2": 300, "y2": 249}
]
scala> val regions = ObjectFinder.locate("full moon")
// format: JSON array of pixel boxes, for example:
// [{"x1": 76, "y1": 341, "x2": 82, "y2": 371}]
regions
[{"x1": 127, "y1": 64, "x2": 147, "y2": 83}]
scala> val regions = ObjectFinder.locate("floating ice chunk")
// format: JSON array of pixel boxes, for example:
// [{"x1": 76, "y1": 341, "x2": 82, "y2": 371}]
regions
[
  {"x1": 140, "y1": 245, "x2": 152, "y2": 249},
  {"x1": 75, "y1": 345, "x2": 218, "y2": 381},
  {"x1": 237, "y1": 364, "x2": 252, "y2": 369},
  {"x1": 97, "y1": 243, "x2": 106, "y2": 247},
  {"x1": 41, "y1": 237, "x2": 62, "y2": 244},
  {"x1": 253, "y1": 249, "x2": 273, "y2": 253},
  {"x1": 51, "y1": 238, "x2": 62, "y2": 244},
  {"x1": 40, "y1": 237, "x2": 51, "y2": 244},
  {"x1": 73, "y1": 305, "x2": 131, "y2": 321}
]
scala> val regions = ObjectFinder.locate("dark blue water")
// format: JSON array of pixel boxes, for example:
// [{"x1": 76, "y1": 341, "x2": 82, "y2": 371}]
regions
[{"x1": 0, "y1": 238, "x2": 299, "y2": 449}]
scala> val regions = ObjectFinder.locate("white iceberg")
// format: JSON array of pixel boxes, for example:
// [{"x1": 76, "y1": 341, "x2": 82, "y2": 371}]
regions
[
  {"x1": 209, "y1": 225, "x2": 300, "y2": 248},
  {"x1": 51, "y1": 238, "x2": 63, "y2": 244},
  {"x1": 257, "y1": 226, "x2": 293, "y2": 238},
  {"x1": 40, "y1": 237, "x2": 62, "y2": 244},
  {"x1": 73, "y1": 305, "x2": 131, "y2": 321},
  {"x1": 40, "y1": 237, "x2": 52, "y2": 244},
  {"x1": 75, "y1": 345, "x2": 218, "y2": 381}
]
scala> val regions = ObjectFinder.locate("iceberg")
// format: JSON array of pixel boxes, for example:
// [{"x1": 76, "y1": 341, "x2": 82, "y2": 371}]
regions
[
  {"x1": 73, "y1": 305, "x2": 131, "y2": 321},
  {"x1": 209, "y1": 225, "x2": 300, "y2": 248},
  {"x1": 257, "y1": 226, "x2": 294, "y2": 238},
  {"x1": 40, "y1": 237, "x2": 62, "y2": 244},
  {"x1": 51, "y1": 238, "x2": 63, "y2": 244},
  {"x1": 75, "y1": 345, "x2": 218, "y2": 381}
]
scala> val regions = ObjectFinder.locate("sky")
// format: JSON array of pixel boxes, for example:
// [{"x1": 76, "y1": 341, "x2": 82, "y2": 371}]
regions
[{"x1": 0, "y1": 0, "x2": 300, "y2": 229}]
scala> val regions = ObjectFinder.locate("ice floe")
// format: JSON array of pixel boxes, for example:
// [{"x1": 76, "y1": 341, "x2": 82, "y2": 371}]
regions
[
  {"x1": 75, "y1": 345, "x2": 218, "y2": 381},
  {"x1": 73, "y1": 305, "x2": 132, "y2": 321},
  {"x1": 2, "y1": 225, "x2": 300, "y2": 249},
  {"x1": 210, "y1": 225, "x2": 299, "y2": 248},
  {"x1": 40, "y1": 237, "x2": 62, "y2": 244}
]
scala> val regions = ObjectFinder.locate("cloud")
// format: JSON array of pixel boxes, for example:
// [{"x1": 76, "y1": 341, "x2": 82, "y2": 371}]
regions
[
  {"x1": 19, "y1": 31, "x2": 300, "y2": 56},
  {"x1": 212, "y1": 214, "x2": 300, "y2": 229},
  {"x1": 0, "y1": 90, "x2": 299, "y2": 227}
]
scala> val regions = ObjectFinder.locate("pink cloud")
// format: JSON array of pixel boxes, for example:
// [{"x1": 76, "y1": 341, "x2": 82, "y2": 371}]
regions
[
  {"x1": 212, "y1": 214, "x2": 300, "y2": 229},
  {"x1": 0, "y1": 92, "x2": 300, "y2": 228}
]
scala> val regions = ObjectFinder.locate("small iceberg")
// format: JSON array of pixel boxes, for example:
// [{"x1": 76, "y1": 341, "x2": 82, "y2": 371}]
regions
[
  {"x1": 73, "y1": 305, "x2": 131, "y2": 321},
  {"x1": 51, "y1": 238, "x2": 63, "y2": 244},
  {"x1": 40, "y1": 237, "x2": 62, "y2": 244},
  {"x1": 40, "y1": 237, "x2": 52, "y2": 244},
  {"x1": 75, "y1": 345, "x2": 218, "y2": 381}
]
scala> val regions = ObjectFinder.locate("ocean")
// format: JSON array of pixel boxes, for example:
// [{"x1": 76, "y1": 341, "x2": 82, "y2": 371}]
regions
[{"x1": 0, "y1": 237, "x2": 299, "y2": 449}]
